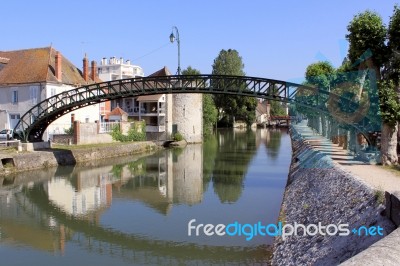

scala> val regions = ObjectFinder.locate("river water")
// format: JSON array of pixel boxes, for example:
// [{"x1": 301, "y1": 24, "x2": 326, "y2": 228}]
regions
[{"x1": 0, "y1": 128, "x2": 291, "y2": 265}]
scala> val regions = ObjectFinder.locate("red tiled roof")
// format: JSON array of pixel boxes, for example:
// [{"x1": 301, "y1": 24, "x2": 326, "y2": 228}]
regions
[
  {"x1": 256, "y1": 101, "x2": 268, "y2": 114},
  {"x1": 108, "y1": 106, "x2": 128, "y2": 116},
  {"x1": 0, "y1": 47, "x2": 101, "y2": 85},
  {"x1": 148, "y1": 66, "x2": 171, "y2": 77}
]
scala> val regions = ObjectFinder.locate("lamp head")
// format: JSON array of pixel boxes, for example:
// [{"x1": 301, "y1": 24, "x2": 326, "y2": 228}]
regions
[{"x1": 169, "y1": 32, "x2": 175, "y2": 43}]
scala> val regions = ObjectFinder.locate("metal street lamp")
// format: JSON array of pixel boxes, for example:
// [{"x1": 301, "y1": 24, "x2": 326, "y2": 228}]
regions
[{"x1": 169, "y1": 26, "x2": 181, "y2": 75}]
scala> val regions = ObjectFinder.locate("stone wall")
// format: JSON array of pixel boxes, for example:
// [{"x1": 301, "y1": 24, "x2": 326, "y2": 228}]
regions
[
  {"x1": 53, "y1": 134, "x2": 74, "y2": 145},
  {"x1": 71, "y1": 121, "x2": 138, "y2": 145},
  {"x1": 272, "y1": 127, "x2": 395, "y2": 265},
  {"x1": 77, "y1": 122, "x2": 114, "y2": 145},
  {"x1": 0, "y1": 141, "x2": 158, "y2": 175}
]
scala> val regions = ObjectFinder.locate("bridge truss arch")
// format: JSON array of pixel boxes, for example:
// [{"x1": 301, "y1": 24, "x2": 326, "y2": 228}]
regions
[{"x1": 14, "y1": 74, "x2": 376, "y2": 142}]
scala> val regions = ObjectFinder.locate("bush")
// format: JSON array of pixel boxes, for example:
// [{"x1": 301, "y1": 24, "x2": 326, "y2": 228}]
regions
[
  {"x1": 173, "y1": 132, "x2": 184, "y2": 141},
  {"x1": 110, "y1": 122, "x2": 146, "y2": 142},
  {"x1": 64, "y1": 126, "x2": 74, "y2": 135}
]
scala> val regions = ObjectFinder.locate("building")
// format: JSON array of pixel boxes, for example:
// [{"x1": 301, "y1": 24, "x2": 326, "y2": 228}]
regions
[
  {"x1": 97, "y1": 57, "x2": 144, "y2": 81},
  {"x1": 97, "y1": 57, "x2": 203, "y2": 142},
  {"x1": 256, "y1": 100, "x2": 270, "y2": 124},
  {"x1": 0, "y1": 47, "x2": 102, "y2": 140},
  {"x1": 95, "y1": 57, "x2": 143, "y2": 123}
]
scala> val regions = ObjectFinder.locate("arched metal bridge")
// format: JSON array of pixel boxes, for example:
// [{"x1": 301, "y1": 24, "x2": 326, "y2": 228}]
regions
[{"x1": 14, "y1": 74, "x2": 375, "y2": 142}]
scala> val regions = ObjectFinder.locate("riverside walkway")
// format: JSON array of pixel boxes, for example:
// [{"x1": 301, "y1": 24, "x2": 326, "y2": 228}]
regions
[
  {"x1": 293, "y1": 122, "x2": 400, "y2": 266},
  {"x1": 293, "y1": 123, "x2": 400, "y2": 194}
]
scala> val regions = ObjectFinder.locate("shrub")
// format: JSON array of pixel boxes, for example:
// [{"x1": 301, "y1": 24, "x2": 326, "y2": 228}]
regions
[
  {"x1": 64, "y1": 126, "x2": 74, "y2": 135},
  {"x1": 110, "y1": 122, "x2": 146, "y2": 142},
  {"x1": 173, "y1": 132, "x2": 184, "y2": 141}
]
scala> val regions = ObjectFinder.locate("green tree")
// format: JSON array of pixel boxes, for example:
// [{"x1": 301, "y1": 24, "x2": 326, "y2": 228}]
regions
[
  {"x1": 182, "y1": 66, "x2": 218, "y2": 134},
  {"x1": 346, "y1": 10, "x2": 387, "y2": 95},
  {"x1": 386, "y1": 5, "x2": 400, "y2": 85},
  {"x1": 379, "y1": 80, "x2": 400, "y2": 165},
  {"x1": 203, "y1": 94, "x2": 218, "y2": 133},
  {"x1": 181, "y1": 66, "x2": 200, "y2": 76},
  {"x1": 346, "y1": 11, "x2": 387, "y2": 74},
  {"x1": 305, "y1": 61, "x2": 336, "y2": 90},
  {"x1": 269, "y1": 100, "x2": 286, "y2": 116},
  {"x1": 346, "y1": 10, "x2": 400, "y2": 165},
  {"x1": 211, "y1": 49, "x2": 257, "y2": 126},
  {"x1": 380, "y1": 6, "x2": 400, "y2": 166}
]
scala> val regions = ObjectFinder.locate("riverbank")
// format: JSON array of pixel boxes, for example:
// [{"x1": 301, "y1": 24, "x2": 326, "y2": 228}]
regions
[
  {"x1": 0, "y1": 141, "x2": 160, "y2": 177},
  {"x1": 271, "y1": 124, "x2": 396, "y2": 265}
]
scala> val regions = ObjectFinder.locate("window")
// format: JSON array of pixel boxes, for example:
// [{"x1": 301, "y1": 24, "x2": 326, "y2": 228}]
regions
[
  {"x1": 30, "y1": 86, "x2": 38, "y2": 104},
  {"x1": 12, "y1": 90, "x2": 18, "y2": 104}
]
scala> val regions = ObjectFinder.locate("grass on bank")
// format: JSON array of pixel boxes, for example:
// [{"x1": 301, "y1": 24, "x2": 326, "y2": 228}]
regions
[{"x1": 52, "y1": 141, "x2": 144, "y2": 151}]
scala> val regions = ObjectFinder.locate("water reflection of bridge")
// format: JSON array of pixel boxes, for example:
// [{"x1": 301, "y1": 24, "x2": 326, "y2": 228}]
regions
[
  {"x1": 0, "y1": 187, "x2": 267, "y2": 263},
  {"x1": 0, "y1": 144, "x2": 270, "y2": 264}
]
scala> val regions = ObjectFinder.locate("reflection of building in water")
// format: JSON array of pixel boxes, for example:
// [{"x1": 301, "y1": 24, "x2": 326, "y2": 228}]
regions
[
  {"x1": 255, "y1": 128, "x2": 270, "y2": 148},
  {"x1": 41, "y1": 145, "x2": 203, "y2": 217},
  {"x1": 171, "y1": 144, "x2": 203, "y2": 205},
  {"x1": 0, "y1": 189, "x2": 70, "y2": 254},
  {"x1": 45, "y1": 171, "x2": 113, "y2": 217},
  {"x1": 114, "y1": 145, "x2": 203, "y2": 213}
]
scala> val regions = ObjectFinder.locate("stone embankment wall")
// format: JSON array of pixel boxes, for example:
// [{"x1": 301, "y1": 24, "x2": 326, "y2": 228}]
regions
[
  {"x1": 272, "y1": 127, "x2": 395, "y2": 265},
  {"x1": 0, "y1": 141, "x2": 157, "y2": 175}
]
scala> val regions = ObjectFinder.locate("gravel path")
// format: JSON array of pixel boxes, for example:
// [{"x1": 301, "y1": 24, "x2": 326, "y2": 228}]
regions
[{"x1": 295, "y1": 123, "x2": 400, "y2": 193}]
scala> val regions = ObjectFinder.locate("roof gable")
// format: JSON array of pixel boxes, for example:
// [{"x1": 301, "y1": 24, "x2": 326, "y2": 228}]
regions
[
  {"x1": 0, "y1": 47, "x2": 100, "y2": 86},
  {"x1": 148, "y1": 66, "x2": 171, "y2": 77}
]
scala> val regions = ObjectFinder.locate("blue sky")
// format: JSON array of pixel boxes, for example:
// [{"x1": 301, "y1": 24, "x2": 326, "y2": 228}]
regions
[{"x1": 1, "y1": 1, "x2": 398, "y2": 82}]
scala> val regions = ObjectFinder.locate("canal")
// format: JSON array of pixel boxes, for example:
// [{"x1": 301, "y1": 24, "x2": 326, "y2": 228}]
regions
[{"x1": 0, "y1": 128, "x2": 291, "y2": 265}]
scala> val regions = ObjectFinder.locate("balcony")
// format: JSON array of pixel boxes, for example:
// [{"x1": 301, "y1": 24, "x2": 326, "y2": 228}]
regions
[{"x1": 128, "y1": 107, "x2": 165, "y2": 116}]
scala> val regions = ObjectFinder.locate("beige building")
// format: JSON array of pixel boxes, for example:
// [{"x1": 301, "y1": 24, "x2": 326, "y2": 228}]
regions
[
  {"x1": 256, "y1": 100, "x2": 270, "y2": 124},
  {"x1": 0, "y1": 47, "x2": 102, "y2": 140}
]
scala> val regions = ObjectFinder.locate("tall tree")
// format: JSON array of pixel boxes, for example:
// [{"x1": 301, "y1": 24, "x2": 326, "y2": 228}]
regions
[
  {"x1": 211, "y1": 49, "x2": 257, "y2": 126},
  {"x1": 346, "y1": 11, "x2": 387, "y2": 101},
  {"x1": 386, "y1": 5, "x2": 400, "y2": 85},
  {"x1": 380, "y1": 5, "x2": 400, "y2": 165},
  {"x1": 346, "y1": 10, "x2": 387, "y2": 80},
  {"x1": 182, "y1": 66, "x2": 218, "y2": 134},
  {"x1": 379, "y1": 80, "x2": 400, "y2": 165}
]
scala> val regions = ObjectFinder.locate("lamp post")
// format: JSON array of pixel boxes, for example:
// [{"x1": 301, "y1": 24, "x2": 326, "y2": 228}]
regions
[{"x1": 169, "y1": 26, "x2": 181, "y2": 75}]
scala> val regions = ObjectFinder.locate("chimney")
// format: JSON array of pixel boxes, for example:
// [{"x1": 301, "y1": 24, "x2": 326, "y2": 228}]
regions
[
  {"x1": 83, "y1": 54, "x2": 89, "y2": 82},
  {"x1": 55, "y1": 51, "x2": 62, "y2": 81},
  {"x1": 91, "y1": 60, "x2": 97, "y2": 81}
]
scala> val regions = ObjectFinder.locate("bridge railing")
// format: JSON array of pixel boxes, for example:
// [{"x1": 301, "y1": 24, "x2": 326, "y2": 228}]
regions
[{"x1": 14, "y1": 74, "x2": 380, "y2": 142}]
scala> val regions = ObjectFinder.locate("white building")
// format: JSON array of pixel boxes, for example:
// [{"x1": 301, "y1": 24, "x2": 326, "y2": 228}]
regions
[
  {"x1": 96, "y1": 60, "x2": 203, "y2": 142},
  {"x1": 0, "y1": 47, "x2": 102, "y2": 140},
  {"x1": 96, "y1": 58, "x2": 169, "y2": 135},
  {"x1": 97, "y1": 57, "x2": 144, "y2": 81}
]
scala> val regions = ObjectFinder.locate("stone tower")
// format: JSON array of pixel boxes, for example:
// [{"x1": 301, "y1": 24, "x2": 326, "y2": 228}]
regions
[
  {"x1": 152, "y1": 67, "x2": 203, "y2": 143},
  {"x1": 172, "y1": 93, "x2": 203, "y2": 143}
]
